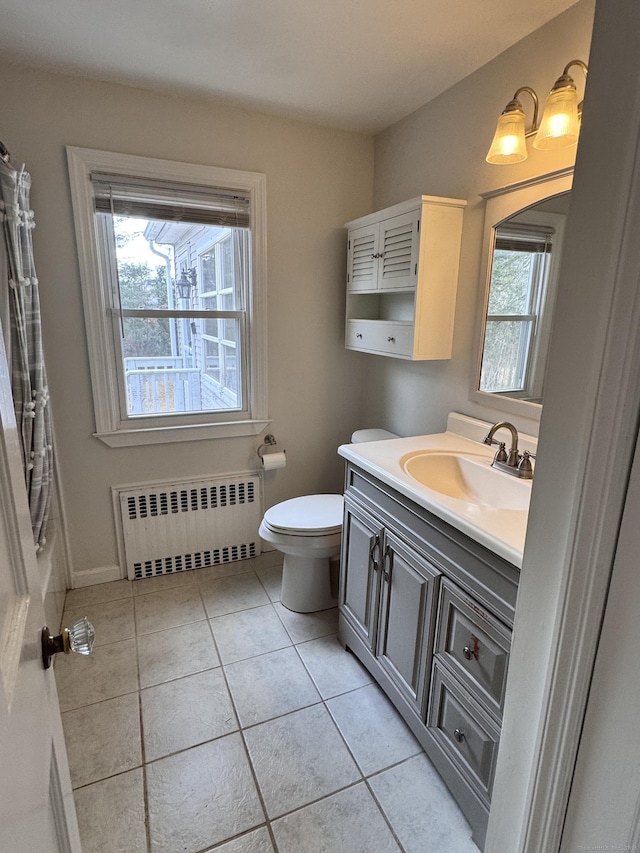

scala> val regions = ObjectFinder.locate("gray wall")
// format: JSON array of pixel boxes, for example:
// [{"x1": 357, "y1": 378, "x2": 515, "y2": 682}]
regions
[
  {"x1": 369, "y1": 0, "x2": 595, "y2": 439},
  {"x1": 0, "y1": 64, "x2": 373, "y2": 579}
]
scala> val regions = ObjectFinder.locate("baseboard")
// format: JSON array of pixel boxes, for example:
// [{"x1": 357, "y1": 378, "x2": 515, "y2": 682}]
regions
[{"x1": 71, "y1": 563, "x2": 122, "y2": 588}]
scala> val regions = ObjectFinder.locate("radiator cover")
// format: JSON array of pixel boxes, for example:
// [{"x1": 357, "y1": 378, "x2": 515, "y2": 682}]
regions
[{"x1": 114, "y1": 473, "x2": 262, "y2": 580}]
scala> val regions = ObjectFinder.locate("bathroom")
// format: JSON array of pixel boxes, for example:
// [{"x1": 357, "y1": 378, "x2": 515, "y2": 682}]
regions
[{"x1": 2, "y1": 0, "x2": 640, "y2": 850}]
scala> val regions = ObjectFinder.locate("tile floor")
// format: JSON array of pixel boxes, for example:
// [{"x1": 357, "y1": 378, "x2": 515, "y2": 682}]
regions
[{"x1": 56, "y1": 552, "x2": 479, "y2": 853}]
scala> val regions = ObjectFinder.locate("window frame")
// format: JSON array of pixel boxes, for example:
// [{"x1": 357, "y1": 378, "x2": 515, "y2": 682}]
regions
[
  {"x1": 480, "y1": 228, "x2": 552, "y2": 397},
  {"x1": 67, "y1": 147, "x2": 269, "y2": 447}
]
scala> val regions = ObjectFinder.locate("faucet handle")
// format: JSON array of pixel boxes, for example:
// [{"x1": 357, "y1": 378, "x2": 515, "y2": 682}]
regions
[
  {"x1": 517, "y1": 450, "x2": 535, "y2": 479},
  {"x1": 493, "y1": 442, "x2": 508, "y2": 463}
]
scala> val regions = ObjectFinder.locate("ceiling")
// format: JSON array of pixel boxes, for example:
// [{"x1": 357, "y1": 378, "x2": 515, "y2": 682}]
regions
[{"x1": 0, "y1": 0, "x2": 578, "y2": 134}]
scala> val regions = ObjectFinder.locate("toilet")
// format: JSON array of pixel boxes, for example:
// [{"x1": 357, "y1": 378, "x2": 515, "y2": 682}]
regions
[{"x1": 259, "y1": 429, "x2": 397, "y2": 613}]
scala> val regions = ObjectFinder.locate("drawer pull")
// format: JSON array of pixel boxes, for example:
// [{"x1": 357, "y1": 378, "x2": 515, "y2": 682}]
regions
[
  {"x1": 454, "y1": 728, "x2": 466, "y2": 743},
  {"x1": 462, "y1": 635, "x2": 480, "y2": 661},
  {"x1": 356, "y1": 333, "x2": 363, "y2": 339},
  {"x1": 387, "y1": 336, "x2": 395, "y2": 343}
]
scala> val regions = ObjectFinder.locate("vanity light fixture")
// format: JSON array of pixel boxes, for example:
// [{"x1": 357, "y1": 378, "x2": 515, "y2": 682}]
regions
[{"x1": 486, "y1": 60, "x2": 588, "y2": 164}]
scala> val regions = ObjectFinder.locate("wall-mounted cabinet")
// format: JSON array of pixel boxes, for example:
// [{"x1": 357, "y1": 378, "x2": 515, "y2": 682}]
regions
[{"x1": 345, "y1": 195, "x2": 466, "y2": 360}]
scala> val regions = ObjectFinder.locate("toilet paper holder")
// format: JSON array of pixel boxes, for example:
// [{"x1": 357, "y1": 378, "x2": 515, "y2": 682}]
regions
[{"x1": 257, "y1": 434, "x2": 282, "y2": 459}]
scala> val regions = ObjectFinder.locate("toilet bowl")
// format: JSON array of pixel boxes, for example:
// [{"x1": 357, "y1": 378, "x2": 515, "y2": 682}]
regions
[
  {"x1": 259, "y1": 429, "x2": 397, "y2": 613},
  {"x1": 259, "y1": 494, "x2": 343, "y2": 613}
]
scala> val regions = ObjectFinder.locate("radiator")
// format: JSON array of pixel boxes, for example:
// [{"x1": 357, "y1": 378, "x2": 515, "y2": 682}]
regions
[{"x1": 114, "y1": 473, "x2": 262, "y2": 580}]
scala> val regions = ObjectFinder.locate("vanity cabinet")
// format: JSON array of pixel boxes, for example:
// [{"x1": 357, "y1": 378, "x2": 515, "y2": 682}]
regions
[
  {"x1": 338, "y1": 462, "x2": 519, "y2": 850},
  {"x1": 345, "y1": 195, "x2": 466, "y2": 360}
]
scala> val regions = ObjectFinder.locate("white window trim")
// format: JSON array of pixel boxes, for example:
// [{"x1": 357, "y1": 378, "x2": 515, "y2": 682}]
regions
[{"x1": 66, "y1": 147, "x2": 269, "y2": 447}]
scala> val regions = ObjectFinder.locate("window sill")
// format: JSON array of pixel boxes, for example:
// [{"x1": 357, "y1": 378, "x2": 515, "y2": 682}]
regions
[{"x1": 94, "y1": 419, "x2": 271, "y2": 447}]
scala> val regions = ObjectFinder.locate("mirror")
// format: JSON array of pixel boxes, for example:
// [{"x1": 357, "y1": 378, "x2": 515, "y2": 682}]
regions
[{"x1": 471, "y1": 169, "x2": 573, "y2": 421}]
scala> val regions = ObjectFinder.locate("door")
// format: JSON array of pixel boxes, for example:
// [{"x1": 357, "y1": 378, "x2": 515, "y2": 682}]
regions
[
  {"x1": 376, "y1": 529, "x2": 439, "y2": 715},
  {"x1": 339, "y1": 498, "x2": 383, "y2": 649},
  {"x1": 377, "y1": 209, "x2": 420, "y2": 291},
  {"x1": 0, "y1": 335, "x2": 81, "y2": 851},
  {"x1": 347, "y1": 222, "x2": 379, "y2": 292},
  {"x1": 559, "y1": 426, "x2": 640, "y2": 850}
]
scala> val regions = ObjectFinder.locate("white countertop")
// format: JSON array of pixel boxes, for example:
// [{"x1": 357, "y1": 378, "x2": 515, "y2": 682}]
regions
[{"x1": 338, "y1": 429, "x2": 531, "y2": 568}]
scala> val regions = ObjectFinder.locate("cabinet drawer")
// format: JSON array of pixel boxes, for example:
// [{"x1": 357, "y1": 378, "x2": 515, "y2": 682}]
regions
[
  {"x1": 346, "y1": 320, "x2": 413, "y2": 357},
  {"x1": 435, "y1": 579, "x2": 511, "y2": 718},
  {"x1": 428, "y1": 662, "x2": 500, "y2": 803}
]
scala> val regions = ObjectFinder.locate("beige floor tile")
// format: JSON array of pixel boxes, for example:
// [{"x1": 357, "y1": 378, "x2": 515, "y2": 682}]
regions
[
  {"x1": 296, "y1": 634, "x2": 373, "y2": 699},
  {"x1": 250, "y1": 550, "x2": 284, "y2": 570},
  {"x1": 74, "y1": 768, "x2": 147, "y2": 853},
  {"x1": 137, "y1": 620, "x2": 219, "y2": 688},
  {"x1": 271, "y1": 783, "x2": 401, "y2": 853},
  {"x1": 55, "y1": 637, "x2": 138, "y2": 712},
  {"x1": 141, "y1": 668, "x2": 237, "y2": 761},
  {"x1": 64, "y1": 579, "x2": 133, "y2": 610},
  {"x1": 327, "y1": 683, "x2": 422, "y2": 776},
  {"x1": 225, "y1": 646, "x2": 321, "y2": 727},
  {"x1": 273, "y1": 601, "x2": 339, "y2": 643},
  {"x1": 63, "y1": 692, "x2": 141, "y2": 788},
  {"x1": 134, "y1": 584, "x2": 206, "y2": 635},
  {"x1": 63, "y1": 596, "x2": 135, "y2": 647},
  {"x1": 194, "y1": 562, "x2": 256, "y2": 584},
  {"x1": 207, "y1": 826, "x2": 275, "y2": 852},
  {"x1": 243, "y1": 704, "x2": 361, "y2": 819},
  {"x1": 146, "y1": 734, "x2": 264, "y2": 853},
  {"x1": 256, "y1": 563, "x2": 283, "y2": 602},
  {"x1": 132, "y1": 569, "x2": 196, "y2": 596},
  {"x1": 209, "y1": 604, "x2": 292, "y2": 664},
  {"x1": 200, "y1": 571, "x2": 271, "y2": 618},
  {"x1": 368, "y1": 754, "x2": 479, "y2": 853}
]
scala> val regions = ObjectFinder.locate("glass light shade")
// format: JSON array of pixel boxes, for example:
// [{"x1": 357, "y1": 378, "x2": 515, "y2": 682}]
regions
[
  {"x1": 533, "y1": 85, "x2": 579, "y2": 150},
  {"x1": 486, "y1": 108, "x2": 528, "y2": 164}
]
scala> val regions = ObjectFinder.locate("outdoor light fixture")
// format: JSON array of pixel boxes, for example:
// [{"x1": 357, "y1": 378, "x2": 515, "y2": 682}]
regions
[
  {"x1": 486, "y1": 60, "x2": 588, "y2": 165},
  {"x1": 176, "y1": 267, "x2": 197, "y2": 299}
]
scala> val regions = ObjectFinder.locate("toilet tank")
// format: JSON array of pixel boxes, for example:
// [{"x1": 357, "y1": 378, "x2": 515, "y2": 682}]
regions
[{"x1": 351, "y1": 429, "x2": 398, "y2": 443}]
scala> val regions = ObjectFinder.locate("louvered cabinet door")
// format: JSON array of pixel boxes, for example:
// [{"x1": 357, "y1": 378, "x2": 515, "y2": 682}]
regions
[
  {"x1": 347, "y1": 223, "x2": 379, "y2": 292},
  {"x1": 378, "y1": 209, "x2": 420, "y2": 291}
]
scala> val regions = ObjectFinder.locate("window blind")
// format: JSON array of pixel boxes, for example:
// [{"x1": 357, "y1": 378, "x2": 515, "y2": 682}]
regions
[
  {"x1": 91, "y1": 173, "x2": 250, "y2": 229},
  {"x1": 495, "y1": 223, "x2": 554, "y2": 254}
]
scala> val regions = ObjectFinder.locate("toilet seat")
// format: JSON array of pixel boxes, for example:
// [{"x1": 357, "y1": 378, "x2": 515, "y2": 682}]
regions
[{"x1": 262, "y1": 494, "x2": 343, "y2": 536}]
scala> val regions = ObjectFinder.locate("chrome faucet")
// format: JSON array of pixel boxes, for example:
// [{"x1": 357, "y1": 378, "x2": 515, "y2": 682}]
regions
[{"x1": 483, "y1": 421, "x2": 534, "y2": 479}]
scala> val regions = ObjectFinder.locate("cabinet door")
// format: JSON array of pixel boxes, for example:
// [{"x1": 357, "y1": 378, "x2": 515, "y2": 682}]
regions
[
  {"x1": 376, "y1": 529, "x2": 440, "y2": 715},
  {"x1": 339, "y1": 498, "x2": 383, "y2": 649},
  {"x1": 378, "y1": 210, "x2": 420, "y2": 291},
  {"x1": 347, "y1": 223, "x2": 379, "y2": 292}
]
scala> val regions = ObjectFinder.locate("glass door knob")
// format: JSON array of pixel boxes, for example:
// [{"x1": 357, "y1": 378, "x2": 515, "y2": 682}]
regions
[{"x1": 41, "y1": 616, "x2": 96, "y2": 669}]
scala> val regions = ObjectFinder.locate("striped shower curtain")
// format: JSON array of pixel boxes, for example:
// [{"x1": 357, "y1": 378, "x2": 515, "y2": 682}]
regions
[{"x1": 0, "y1": 151, "x2": 53, "y2": 551}]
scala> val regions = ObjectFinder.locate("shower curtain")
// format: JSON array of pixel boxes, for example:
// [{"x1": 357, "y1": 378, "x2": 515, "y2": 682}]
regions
[{"x1": 0, "y1": 146, "x2": 53, "y2": 552}]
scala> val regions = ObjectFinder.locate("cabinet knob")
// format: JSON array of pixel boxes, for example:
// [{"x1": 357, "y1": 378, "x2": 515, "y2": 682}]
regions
[
  {"x1": 41, "y1": 616, "x2": 96, "y2": 669},
  {"x1": 356, "y1": 333, "x2": 363, "y2": 339},
  {"x1": 387, "y1": 336, "x2": 395, "y2": 343},
  {"x1": 462, "y1": 636, "x2": 479, "y2": 661},
  {"x1": 454, "y1": 728, "x2": 466, "y2": 743}
]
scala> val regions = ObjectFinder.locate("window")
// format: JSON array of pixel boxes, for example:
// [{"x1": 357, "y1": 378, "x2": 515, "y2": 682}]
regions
[
  {"x1": 479, "y1": 224, "x2": 553, "y2": 399},
  {"x1": 67, "y1": 149, "x2": 268, "y2": 446}
]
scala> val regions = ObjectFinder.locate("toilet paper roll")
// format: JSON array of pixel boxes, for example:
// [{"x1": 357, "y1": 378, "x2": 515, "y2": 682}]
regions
[{"x1": 261, "y1": 450, "x2": 287, "y2": 471}]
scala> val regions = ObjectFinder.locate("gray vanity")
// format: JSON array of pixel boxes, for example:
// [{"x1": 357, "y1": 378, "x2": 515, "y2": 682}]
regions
[{"x1": 337, "y1": 419, "x2": 529, "y2": 849}]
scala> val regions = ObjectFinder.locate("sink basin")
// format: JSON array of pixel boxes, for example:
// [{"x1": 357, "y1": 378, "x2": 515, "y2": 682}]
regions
[{"x1": 400, "y1": 451, "x2": 531, "y2": 511}]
